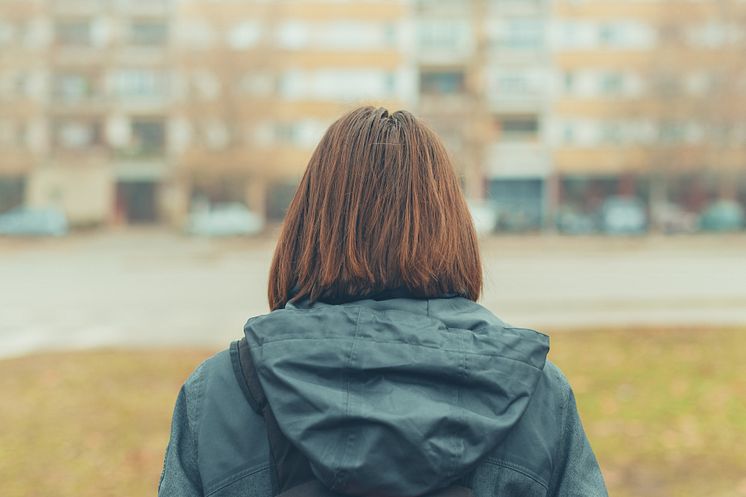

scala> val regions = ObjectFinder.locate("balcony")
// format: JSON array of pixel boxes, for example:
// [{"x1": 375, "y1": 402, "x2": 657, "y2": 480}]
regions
[
  {"x1": 114, "y1": 0, "x2": 172, "y2": 17},
  {"x1": 418, "y1": 92, "x2": 474, "y2": 115},
  {"x1": 113, "y1": 157, "x2": 169, "y2": 181},
  {"x1": 488, "y1": 0, "x2": 548, "y2": 16},
  {"x1": 486, "y1": 142, "x2": 552, "y2": 178},
  {"x1": 51, "y1": 0, "x2": 104, "y2": 16}
]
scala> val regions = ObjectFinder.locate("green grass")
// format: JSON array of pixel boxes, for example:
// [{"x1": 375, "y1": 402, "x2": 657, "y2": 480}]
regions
[
  {"x1": 1, "y1": 327, "x2": 745, "y2": 497},
  {"x1": 550, "y1": 326, "x2": 746, "y2": 497}
]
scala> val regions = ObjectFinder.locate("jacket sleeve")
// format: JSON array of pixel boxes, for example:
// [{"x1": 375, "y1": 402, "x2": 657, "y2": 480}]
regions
[
  {"x1": 158, "y1": 385, "x2": 203, "y2": 497},
  {"x1": 548, "y1": 382, "x2": 609, "y2": 497}
]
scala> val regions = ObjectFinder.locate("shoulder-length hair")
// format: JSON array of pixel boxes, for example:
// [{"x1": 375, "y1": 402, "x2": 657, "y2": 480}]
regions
[{"x1": 268, "y1": 106, "x2": 482, "y2": 310}]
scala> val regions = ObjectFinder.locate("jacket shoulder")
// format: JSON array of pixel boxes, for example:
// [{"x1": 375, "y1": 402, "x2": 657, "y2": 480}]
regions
[
  {"x1": 182, "y1": 345, "x2": 273, "y2": 497},
  {"x1": 542, "y1": 359, "x2": 573, "y2": 402},
  {"x1": 476, "y1": 359, "x2": 571, "y2": 491}
]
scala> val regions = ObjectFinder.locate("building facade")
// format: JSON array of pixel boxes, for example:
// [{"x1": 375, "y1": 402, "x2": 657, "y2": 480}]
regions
[
  {"x1": 171, "y1": 0, "x2": 411, "y2": 222},
  {"x1": 412, "y1": 0, "x2": 553, "y2": 231},
  {"x1": 1, "y1": 0, "x2": 744, "y2": 231},
  {"x1": 0, "y1": 0, "x2": 174, "y2": 226},
  {"x1": 550, "y1": 0, "x2": 746, "y2": 232}
]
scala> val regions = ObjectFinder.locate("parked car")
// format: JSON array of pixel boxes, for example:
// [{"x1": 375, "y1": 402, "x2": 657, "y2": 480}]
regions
[
  {"x1": 467, "y1": 200, "x2": 498, "y2": 236},
  {"x1": 186, "y1": 203, "x2": 264, "y2": 236},
  {"x1": 556, "y1": 207, "x2": 597, "y2": 235},
  {"x1": 0, "y1": 207, "x2": 68, "y2": 236},
  {"x1": 699, "y1": 200, "x2": 744, "y2": 232},
  {"x1": 651, "y1": 202, "x2": 697, "y2": 234},
  {"x1": 600, "y1": 196, "x2": 647, "y2": 235}
]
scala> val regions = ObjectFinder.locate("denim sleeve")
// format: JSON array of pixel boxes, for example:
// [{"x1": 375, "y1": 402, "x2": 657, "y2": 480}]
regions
[
  {"x1": 158, "y1": 384, "x2": 204, "y2": 497},
  {"x1": 548, "y1": 383, "x2": 609, "y2": 497}
]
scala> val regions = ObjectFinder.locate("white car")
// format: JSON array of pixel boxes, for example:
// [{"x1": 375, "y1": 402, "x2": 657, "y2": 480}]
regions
[
  {"x1": 467, "y1": 200, "x2": 498, "y2": 236},
  {"x1": 601, "y1": 196, "x2": 647, "y2": 235},
  {"x1": 187, "y1": 203, "x2": 264, "y2": 236}
]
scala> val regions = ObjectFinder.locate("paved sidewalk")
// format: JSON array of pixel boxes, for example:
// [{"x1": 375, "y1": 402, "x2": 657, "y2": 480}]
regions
[{"x1": 1, "y1": 230, "x2": 745, "y2": 357}]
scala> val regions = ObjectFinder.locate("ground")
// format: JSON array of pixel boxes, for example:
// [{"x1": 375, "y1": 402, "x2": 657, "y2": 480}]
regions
[{"x1": 0, "y1": 327, "x2": 744, "y2": 497}]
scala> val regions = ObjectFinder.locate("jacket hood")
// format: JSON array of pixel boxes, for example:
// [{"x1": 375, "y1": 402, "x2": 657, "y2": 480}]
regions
[{"x1": 244, "y1": 297, "x2": 549, "y2": 497}]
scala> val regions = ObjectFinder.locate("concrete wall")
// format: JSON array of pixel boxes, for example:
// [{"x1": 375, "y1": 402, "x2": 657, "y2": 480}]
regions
[{"x1": 27, "y1": 167, "x2": 113, "y2": 226}]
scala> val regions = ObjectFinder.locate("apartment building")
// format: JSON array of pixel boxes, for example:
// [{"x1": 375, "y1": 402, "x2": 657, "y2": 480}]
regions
[
  {"x1": 0, "y1": 0, "x2": 46, "y2": 215},
  {"x1": 2, "y1": 0, "x2": 744, "y2": 230},
  {"x1": 171, "y1": 0, "x2": 411, "y2": 222},
  {"x1": 0, "y1": 0, "x2": 174, "y2": 226},
  {"x1": 551, "y1": 0, "x2": 746, "y2": 227},
  {"x1": 413, "y1": 0, "x2": 552, "y2": 231}
]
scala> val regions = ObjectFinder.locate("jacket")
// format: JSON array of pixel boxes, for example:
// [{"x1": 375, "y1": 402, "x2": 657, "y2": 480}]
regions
[{"x1": 158, "y1": 296, "x2": 608, "y2": 497}]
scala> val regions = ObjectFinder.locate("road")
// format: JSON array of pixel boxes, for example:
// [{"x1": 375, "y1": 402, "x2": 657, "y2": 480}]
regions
[{"x1": 1, "y1": 230, "x2": 745, "y2": 357}]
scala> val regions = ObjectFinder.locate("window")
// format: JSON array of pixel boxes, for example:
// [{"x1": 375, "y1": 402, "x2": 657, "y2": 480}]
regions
[
  {"x1": 227, "y1": 22, "x2": 261, "y2": 49},
  {"x1": 0, "y1": 119, "x2": 15, "y2": 146},
  {"x1": 496, "y1": 75, "x2": 530, "y2": 95},
  {"x1": 497, "y1": 115, "x2": 539, "y2": 140},
  {"x1": 383, "y1": 22, "x2": 397, "y2": 46},
  {"x1": 130, "y1": 20, "x2": 168, "y2": 46},
  {"x1": 204, "y1": 120, "x2": 230, "y2": 150},
  {"x1": 419, "y1": 69, "x2": 465, "y2": 95},
  {"x1": 599, "y1": 72, "x2": 624, "y2": 95},
  {"x1": 55, "y1": 20, "x2": 92, "y2": 46},
  {"x1": 0, "y1": 22, "x2": 13, "y2": 46},
  {"x1": 491, "y1": 69, "x2": 545, "y2": 98},
  {"x1": 240, "y1": 72, "x2": 274, "y2": 96},
  {"x1": 177, "y1": 20, "x2": 214, "y2": 49},
  {"x1": 113, "y1": 69, "x2": 167, "y2": 98},
  {"x1": 563, "y1": 124, "x2": 575, "y2": 145},
  {"x1": 600, "y1": 121, "x2": 623, "y2": 144},
  {"x1": 417, "y1": 20, "x2": 471, "y2": 52},
  {"x1": 275, "y1": 123, "x2": 296, "y2": 144},
  {"x1": 54, "y1": 119, "x2": 102, "y2": 149},
  {"x1": 130, "y1": 119, "x2": 165, "y2": 155},
  {"x1": 658, "y1": 121, "x2": 686, "y2": 144},
  {"x1": 598, "y1": 24, "x2": 619, "y2": 45},
  {"x1": 277, "y1": 21, "x2": 309, "y2": 49},
  {"x1": 53, "y1": 73, "x2": 94, "y2": 101},
  {"x1": 273, "y1": 120, "x2": 325, "y2": 147},
  {"x1": 495, "y1": 19, "x2": 544, "y2": 51},
  {"x1": 318, "y1": 22, "x2": 394, "y2": 50},
  {"x1": 384, "y1": 72, "x2": 396, "y2": 94},
  {"x1": 279, "y1": 69, "x2": 395, "y2": 101}
]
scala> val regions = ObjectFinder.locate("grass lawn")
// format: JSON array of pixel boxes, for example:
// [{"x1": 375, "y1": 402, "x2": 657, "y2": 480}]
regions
[{"x1": 1, "y1": 327, "x2": 745, "y2": 497}]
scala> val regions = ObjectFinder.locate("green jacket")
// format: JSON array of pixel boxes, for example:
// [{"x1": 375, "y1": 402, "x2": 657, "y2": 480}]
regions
[{"x1": 159, "y1": 296, "x2": 608, "y2": 497}]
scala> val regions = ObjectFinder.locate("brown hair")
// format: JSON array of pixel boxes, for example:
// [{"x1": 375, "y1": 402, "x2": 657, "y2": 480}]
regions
[{"x1": 268, "y1": 106, "x2": 482, "y2": 310}]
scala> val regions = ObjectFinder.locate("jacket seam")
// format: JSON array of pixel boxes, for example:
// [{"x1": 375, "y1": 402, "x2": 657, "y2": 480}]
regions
[
  {"x1": 332, "y1": 306, "x2": 362, "y2": 491},
  {"x1": 204, "y1": 464, "x2": 271, "y2": 497},
  {"x1": 256, "y1": 337, "x2": 545, "y2": 369},
  {"x1": 267, "y1": 306, "x2": 548, "y2": 339},
  {"x1": 483, "y1": 457, "x2": 549, "y2": 490},
  {"x1": 547, "y1": 366, "x2": 571, "y2": 490},
  {"x1": 482, "y1": 325, "x2": 549, "y2": 340},
  {"x1": 186, "y1": 363, "x2": 206, "y2": 469}
]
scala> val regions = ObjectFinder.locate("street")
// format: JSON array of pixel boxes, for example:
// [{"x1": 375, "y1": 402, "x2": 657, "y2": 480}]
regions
[{"x1": 1, "y1": 230, "x2": 745, "y2": 357}]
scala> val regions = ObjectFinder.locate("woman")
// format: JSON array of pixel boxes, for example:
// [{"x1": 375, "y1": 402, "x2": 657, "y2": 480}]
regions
[{"x1": 158, "y1": 107, "x2": 608, "y2": 497}]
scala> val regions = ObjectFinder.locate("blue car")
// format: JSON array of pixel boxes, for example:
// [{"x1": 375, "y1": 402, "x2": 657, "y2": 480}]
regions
[
  {"x1": 699, "y1": 200, "x2": 744, "y2": 232},
  {"x1": 0, "y1": 207, "x2": 69, "y2": 236},
  {"x1": 600, "y1": 196, "x2": 647, "y2": 235}
]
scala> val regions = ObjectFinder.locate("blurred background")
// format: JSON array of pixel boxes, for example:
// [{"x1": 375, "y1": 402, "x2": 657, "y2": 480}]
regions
[{"x1": 0, "y1": 1, "x2": 745, "y2": 496}]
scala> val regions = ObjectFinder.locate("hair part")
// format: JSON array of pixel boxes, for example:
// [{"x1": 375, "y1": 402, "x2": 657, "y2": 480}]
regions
[{"x1": 268, "y1": 106, "x2": 482, "y2": 310}]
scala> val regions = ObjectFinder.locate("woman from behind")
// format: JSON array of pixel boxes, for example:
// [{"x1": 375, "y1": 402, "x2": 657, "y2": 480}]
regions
[{"x1": 159, "y1": 106, "x2": 608, "y2": 497}]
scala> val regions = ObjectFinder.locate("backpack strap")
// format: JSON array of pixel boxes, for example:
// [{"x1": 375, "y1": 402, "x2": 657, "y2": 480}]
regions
[{"x1": 233, "y1": 338, "x2": 315, "y2": 495}]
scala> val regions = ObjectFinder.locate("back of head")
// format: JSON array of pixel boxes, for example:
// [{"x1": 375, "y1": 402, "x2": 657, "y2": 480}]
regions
[{"x1": 268, "y1": 106, "x2": 482, "y2": 310}]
